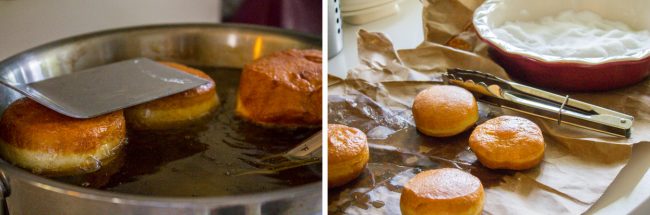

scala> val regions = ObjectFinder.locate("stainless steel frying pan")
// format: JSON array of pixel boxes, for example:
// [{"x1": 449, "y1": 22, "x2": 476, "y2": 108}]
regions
[{"x1": 0, "y1": 24, "x2": 321, "y2": 215}]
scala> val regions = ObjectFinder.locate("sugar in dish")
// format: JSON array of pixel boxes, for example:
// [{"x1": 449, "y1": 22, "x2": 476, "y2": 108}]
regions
[
  {"x1": 493, "y1": 10, "x2": 650, "y2": 59},
  {"x1": 474, "y1": 0, "x2": 650, "y2": 91}
]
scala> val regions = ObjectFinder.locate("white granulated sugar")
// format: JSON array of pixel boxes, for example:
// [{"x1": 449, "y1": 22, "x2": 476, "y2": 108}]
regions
[{"x1": 493, "y1": 10, "x2": 650, "y2": 58}]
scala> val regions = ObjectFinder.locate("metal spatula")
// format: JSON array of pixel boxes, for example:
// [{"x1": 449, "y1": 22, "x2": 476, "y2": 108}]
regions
[{"x1": 0, "y1": 58, "x2": 210, "y2": 118}]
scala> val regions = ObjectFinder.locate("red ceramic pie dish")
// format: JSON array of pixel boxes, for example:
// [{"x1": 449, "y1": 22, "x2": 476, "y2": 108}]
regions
[
  {"x1": 484, "y1": 40, "x2": 650, "y2": 92},
  {"x1": 473, "y1": 0, "x2": 650, "y2": 92}
]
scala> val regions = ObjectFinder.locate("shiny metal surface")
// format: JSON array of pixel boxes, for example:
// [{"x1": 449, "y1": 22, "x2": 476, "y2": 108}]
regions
[
  {"x1": 327, "y1": 0, "x2": 343, "y2": 58},
  {"x1": 4, "y1": 58, "x2": 210, "y2": 118},
  {"x1": 285, "y1": 130, "x2": 322, "y2": 161},
  {"x1": 0, "y1": 24, "x2": 321, "y2": 215},
  {"x1": 445, "y1": 68, "x2": 634, "y2": 138}
]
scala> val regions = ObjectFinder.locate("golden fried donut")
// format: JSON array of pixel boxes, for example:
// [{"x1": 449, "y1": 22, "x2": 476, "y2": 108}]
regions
[
  {"x1": 125, "y1": 62, "x2": 219, "y2": 130},
  {"x1": 469, "y1": 116, "x2": 545, "y2": 170},
  {"x1": 412, "y1": 85, "x2": 479, "y2": 137},
  {"x1": 55, "y1": 149, "x2": 125, "y2": 188},
  {"x1": 328, "y1": 124, "x2": 369, "y2": 188},
  {"x1": 0, "y1": 98, "x2": 125, "y2": 176},
  {"x1": 400, "y1": 168, "x2": 484, "y2": 215},
  {"x1": 236, "y1": 49, "x2": 322, "y2": 127},
  {"x1": 79, "y1": 149, "x2": 125, "y2": 188}
]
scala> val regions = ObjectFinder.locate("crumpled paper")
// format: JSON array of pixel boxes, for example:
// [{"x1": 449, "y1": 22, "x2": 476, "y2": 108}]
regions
[{"x1": 328, "y1": 1, "x2": 650, "y2": 214}]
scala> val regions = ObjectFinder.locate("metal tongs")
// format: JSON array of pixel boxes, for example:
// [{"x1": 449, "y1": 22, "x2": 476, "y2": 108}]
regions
[
  {"x1": 236, "y1": 131, "x2": 322, "y2": 175},
  {"x1": 444, "y1": 69, "x2": 634, "y2": 138},
  {"x1": 281, "y1": 130, "x2": 323, "y2": 161}
]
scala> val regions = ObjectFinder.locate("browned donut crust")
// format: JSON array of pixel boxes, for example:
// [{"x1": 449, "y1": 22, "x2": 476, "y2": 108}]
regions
[
  {"x1": 125, "y1": 62, "x2": 219, "y2": 130},
  {"x1": 0, "y1": 98, "x2": 125, "y2": 175},
  {"x1": 236, "y1": 49, "x2": 322, "y2": 127},
  {"x1": 469, "y1": 116, "x2": 545, "y2": 170},
  {"x1": 328, "y1": 124, "x2": 369, "y2": 187},
  {"x1": 400, "y1": 168, "x2": 484, "y2": 215},
  {"x1": 412, "y1": 85, "x2": 479, "y2": 137}
]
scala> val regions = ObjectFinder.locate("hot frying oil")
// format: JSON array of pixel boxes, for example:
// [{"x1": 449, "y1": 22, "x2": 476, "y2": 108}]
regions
[{"x1": 55, "y1": 67, "x2": 321, "y2": 197}]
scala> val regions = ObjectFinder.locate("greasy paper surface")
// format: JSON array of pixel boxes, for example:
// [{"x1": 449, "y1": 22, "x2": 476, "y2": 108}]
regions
[{"x1": 328, "y1": 1, "x2": 650, "y2": 214}]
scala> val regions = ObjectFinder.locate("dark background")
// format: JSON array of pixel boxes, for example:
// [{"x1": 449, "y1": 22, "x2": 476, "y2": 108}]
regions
[{"x1": 222, "y1": 0, "x2": 322, "y2": 36}]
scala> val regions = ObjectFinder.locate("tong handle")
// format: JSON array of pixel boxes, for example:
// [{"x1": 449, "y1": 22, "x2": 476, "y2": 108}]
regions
[
  {"x1": 284, "y1": 130, "x2": 322, "y2": 161},
  {"x1": 508, "y1": 83, "x2": 633, "y2": 130},
  {"x1": 496, "y1": 91, "x2": 632, "y2": 138}
]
